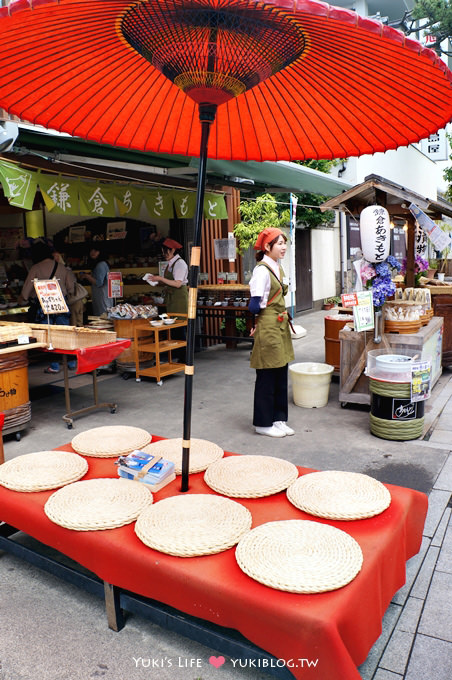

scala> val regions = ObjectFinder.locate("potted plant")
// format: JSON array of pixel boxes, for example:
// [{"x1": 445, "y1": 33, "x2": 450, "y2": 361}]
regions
[
  {"x1": 427, "y1": 259, "x2": 438, "y2": 279},
  {"x1": 323, "y1": 296, "x2": 341, "y2": 310}
]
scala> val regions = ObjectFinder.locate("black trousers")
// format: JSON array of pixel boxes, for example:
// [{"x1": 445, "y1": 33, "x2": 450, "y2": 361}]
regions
[{"x1": 253, "y1": 364, "x2": 289, "y2": 427}]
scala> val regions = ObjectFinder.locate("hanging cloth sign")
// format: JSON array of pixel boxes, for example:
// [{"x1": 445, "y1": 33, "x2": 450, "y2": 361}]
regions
[
  {"x1": 33, "y1": 278, "x2": 69, "y2": 315},
  {"x1": 115, "y1": 185, "x2": 144, "y2": 218},
  {"x1": 144, "y1": 189, "x2": 174, "y2": 219},
  {"x1": 173, "y1": 190, "x2": 197, "y2": 219},
  {"x1": 79, "y1": 181, "x2": 116, "y2": 217},
  {"x1": 409, "y1": 203, "x2": 451, "y2": 253},
  {"x1": 0, "y1": 160, "x2": 38, "y2": 210},
  {"x1": 39, "y1": 174, "x2": 79, "y2": 215},
  {"x1": 415, "y1": 221, "x2": 428, "y2": 258},
  {"x1": 203, "y1": 192, "x2": 228, "y2": 219}
]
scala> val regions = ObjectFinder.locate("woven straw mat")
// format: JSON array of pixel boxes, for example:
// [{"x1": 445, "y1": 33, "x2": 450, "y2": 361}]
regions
[
  {"x1": 287, "y1": 471, "x2": 391, "y2": 520},
  {"x1": 235, "y1": 519, "x2": 363, "y2": 593},
  {"x1": 141, "y1": 438, "x2": 223, "y2": 474},
  {"x1": 135, "y1": 494, "x2": 252, "y2": 557},
  {"x1": 204, "y1": 455, "x2": 299, "y2": 498},
  {"x1": 44, "y1": 478, "x2": 152, "y2": 531},
  {"x1": 71, "y1": 426, "x2": 151, "y2": 457},
  {"x1": 0, "y1": 451, "x2": 88, "y2": 492}
]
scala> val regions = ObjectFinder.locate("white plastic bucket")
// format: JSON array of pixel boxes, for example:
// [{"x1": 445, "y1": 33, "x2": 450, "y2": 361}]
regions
[{"x1": 289, "y1": 362, "x2": 334, "y2": 408}]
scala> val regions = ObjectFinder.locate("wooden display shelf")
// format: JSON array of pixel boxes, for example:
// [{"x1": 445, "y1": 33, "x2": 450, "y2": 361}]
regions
[
  {"x1": 136, "y1": 339, "x2": 186, "y2": 353},
  {"x1": 133, "y1": 316, "x2": 187, "y2": 385}
]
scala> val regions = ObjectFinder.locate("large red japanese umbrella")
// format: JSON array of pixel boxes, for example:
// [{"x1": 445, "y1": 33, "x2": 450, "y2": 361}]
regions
[{"x1": 1, "y1": 0, "x2": 451, "y2": 490}]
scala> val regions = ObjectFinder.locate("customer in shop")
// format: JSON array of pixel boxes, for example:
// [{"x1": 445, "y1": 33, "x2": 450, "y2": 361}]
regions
[
  {"x1": 248, "y1": 227, "x2": 295, "y2": 438},
  {"x1": 17, "y1": 239, "x2": 76, "y2": 374},
  {"x1": 145, "y1": 237, "x2": 188, "y2": 315},
  {"x1": 79, "y1": 243, "x2": 113, "y2": 317}
]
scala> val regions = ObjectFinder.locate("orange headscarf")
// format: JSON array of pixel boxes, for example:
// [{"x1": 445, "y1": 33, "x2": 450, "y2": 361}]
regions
[{"x1": 253, "y1": 228, "x2": 284, "y2": 251}]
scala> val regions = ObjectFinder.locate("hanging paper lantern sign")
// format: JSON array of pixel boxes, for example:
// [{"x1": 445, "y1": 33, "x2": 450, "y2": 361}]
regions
[
  {"x1": 415, "y1": 221, "x2": 428, "y2": 258},
  {"x1": 359, "y1": 206, "x2": 390, "y2": 263}
]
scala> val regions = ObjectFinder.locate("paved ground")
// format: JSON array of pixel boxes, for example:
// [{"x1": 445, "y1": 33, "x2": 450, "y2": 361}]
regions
[{"x1": 1, "y1": 309, "x2": 451, "y2": 680}]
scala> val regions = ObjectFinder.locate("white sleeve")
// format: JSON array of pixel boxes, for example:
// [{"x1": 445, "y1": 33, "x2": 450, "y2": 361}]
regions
[
  {"x1": 172, "y1": 258, "x2": 188, "y2": 284},
  {"x1": 249, "y1": 266, "x2": 271, "y2": 308}
]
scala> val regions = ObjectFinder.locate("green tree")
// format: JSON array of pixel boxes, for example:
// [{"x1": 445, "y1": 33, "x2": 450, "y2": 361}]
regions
[
  {"x1": 233, "y1": 193, "x2": 290, "y2": 253},
  {"x1": 393, "y1": 1, "x2": 452, "y2": 56}
]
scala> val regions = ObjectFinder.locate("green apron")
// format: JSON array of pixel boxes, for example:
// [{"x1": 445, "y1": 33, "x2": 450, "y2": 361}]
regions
[
  {"x1": 164, "y1": 256, "x2": 188, "y2": 315},
  {"x1": 250, "y1": 263, "x2": 294, "y2": 370}
]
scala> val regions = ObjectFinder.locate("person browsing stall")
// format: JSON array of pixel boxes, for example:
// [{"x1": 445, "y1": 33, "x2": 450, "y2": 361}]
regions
[
  {"x1": 79, "y1": 244, "x2": 113, "y2": 317},
  {"x1": 248, "y1": 228, "x2": 295, "y2": 438},
  {"x1": 146, "y1": 238, "x2": 188, "y2": 315},
  {"x1": 17, "y1": 240, "x2": 76, "y2": 374}
]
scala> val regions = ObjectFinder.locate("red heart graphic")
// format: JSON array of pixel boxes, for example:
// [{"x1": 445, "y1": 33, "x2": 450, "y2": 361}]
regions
[{"x1": 209, "y1": 656, "x2": 226, "y2": 668}]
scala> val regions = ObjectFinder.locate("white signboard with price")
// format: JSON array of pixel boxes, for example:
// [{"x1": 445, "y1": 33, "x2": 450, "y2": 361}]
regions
[{"x1": 33, "y1": 279, "x2": 69, "y2": 315}]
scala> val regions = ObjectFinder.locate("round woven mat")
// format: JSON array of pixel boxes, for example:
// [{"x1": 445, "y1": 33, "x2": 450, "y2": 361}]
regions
[
  {"x1": 135, "y1": 493, "x2": 252, "y2": 556},
  {"x1": 287, "y1": 471, "x2": 391, "y2": 520},
  {"x1": 141, "y1": 438, "x2": 223, "y2": 474},
  {"x1": 235, "y1": 520, "x2": 363, "y2": 593},
  {"x1": 44, "y1": 478, "x2": 153, "y2": 531},
  {"x1": 71, "y1": 426, "x2": 151, "y2": 457},
  {"x1": 0, "y1": 451, "x2": 88, "y2": 492},
  {"x1": 204, "y1": 455, "x2": 299, "y2": 498}
]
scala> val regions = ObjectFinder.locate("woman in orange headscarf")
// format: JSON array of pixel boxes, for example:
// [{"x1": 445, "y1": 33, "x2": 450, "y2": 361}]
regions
[{"x1": 248, "y1": 228, "x2": 295, "y2": 438}]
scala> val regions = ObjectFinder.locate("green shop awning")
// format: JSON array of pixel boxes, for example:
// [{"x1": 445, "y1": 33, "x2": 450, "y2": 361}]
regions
[{"x1": 11, "y1": 127, "x2": 352, "y2": 197}]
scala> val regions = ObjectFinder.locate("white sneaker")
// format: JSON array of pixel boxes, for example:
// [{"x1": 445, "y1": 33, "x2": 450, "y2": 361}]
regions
[
  {"x1": 273, "y1": 421, "x2": 295, "y2": 436},
  {"x1": 255, "y1": 425, "x2": 286, "y2": 438}
]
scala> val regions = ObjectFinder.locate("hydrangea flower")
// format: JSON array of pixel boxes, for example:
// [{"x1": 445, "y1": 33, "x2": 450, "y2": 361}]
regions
[{"x1": 361, "y1": 255, "x2": 401, "y2": 309}]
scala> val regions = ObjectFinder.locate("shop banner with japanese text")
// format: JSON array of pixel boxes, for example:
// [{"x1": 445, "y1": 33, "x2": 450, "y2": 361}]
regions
[
  {"x1": 173, "y1": 190, "x2": 197, "y2": 219},
  {"x1": 144, "y1": 188, "x2": 174, "y2": 219},
  {"x1": 203, "y1": 192, "x2": 228, "y2": 219},
  {"x1": 0, "y1": 159, "x2": 38, "y2": 210},
  {"x1": 79, "y1": 181, "x2": 116, "y2": 217},
  {"x1": 39, "y1": 174, "x2": 79, "y2": 214},
  {"x1": 115, "y1": 185, "x2": 144, "y2": 218}
]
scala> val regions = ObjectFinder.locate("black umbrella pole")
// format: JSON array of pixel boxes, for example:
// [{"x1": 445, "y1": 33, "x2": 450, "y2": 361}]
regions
[{"x1": 181, "y1": 105, "x2": 216, "y2": 492}]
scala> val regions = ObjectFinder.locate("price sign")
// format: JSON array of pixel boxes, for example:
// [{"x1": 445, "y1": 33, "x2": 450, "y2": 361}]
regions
[
  {"x1": 353, "y1": 291, "x2": 374, "y2": 332},
  {"x1": 34, "y1": 279, "x2": 68, "y2": 315},
  {"x1": 411, "y1": 360, "x2": 431, "y2": 402},
  {"x1": 108, "y1": 272, "x2": 123, "y2": 299}
]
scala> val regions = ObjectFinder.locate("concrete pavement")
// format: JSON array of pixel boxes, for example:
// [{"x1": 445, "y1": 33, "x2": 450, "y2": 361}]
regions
[{"x1": 1, "y1": 309, "x2": 451, "y2": 680}]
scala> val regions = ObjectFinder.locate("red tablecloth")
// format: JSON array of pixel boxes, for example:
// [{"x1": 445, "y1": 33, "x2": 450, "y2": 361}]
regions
[
  {"x1": 0, "y1": 439, "x2": 427, "y2": 680},
  {"x1": 46, "y1": 339, "x2": 131, "y2": 374}
]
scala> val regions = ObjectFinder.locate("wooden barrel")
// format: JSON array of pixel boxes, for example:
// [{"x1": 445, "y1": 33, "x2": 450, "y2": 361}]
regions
[
  {"x1": 324, "y1": 315, "x2": 352, "y2": 372},
  {"x1": 0, "y1": 351, "x2": 29, "y2": 412},
  {"x1": 0, "y1": 351, "x2": 31, "y2": 431}
]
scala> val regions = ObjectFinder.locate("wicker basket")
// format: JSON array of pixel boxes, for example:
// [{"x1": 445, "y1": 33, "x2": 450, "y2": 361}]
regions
[
  {"x1": 0, "y1": 323, "x2": 33, "y2": 342},
  {"x1": 48, "y1": 326, "x2": 117, "y2": 349},
  {"x1": 28, "y1": 324, "x2": 48, "y2": 343}
]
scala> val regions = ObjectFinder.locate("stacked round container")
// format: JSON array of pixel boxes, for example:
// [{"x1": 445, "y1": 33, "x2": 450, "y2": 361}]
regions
[{"x1": 367, "y1": 351, "x2": 424, "y2": 440}]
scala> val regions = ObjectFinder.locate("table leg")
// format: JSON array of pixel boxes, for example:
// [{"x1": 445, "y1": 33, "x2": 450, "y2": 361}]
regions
[
  {"x1": 61, "y1": 362, "x2": 117, "y2": 428},
  {"x1": 62, "y1": 355, "x2": 73, "y2": 428},
  {"x1": 104, "y1": 581, "x2": 125, "y2": 631}
]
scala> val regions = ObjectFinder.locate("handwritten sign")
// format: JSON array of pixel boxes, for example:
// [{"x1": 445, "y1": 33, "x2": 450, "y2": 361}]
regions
[
  {"x1": 33, "y1": 279, "x2": 68, "y2": 315},
  {"x1": 342, "y1": 291, "x2": 374, "y2": 332}
]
